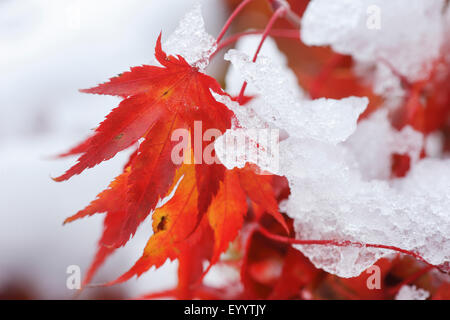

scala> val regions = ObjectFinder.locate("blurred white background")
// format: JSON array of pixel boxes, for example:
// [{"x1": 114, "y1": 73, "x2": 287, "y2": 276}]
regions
[{"x1": 0, "y1": 0, "x2": 226, "y2": 299}]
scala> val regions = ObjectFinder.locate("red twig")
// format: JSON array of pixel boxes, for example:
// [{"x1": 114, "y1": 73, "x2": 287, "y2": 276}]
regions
[
  {"x1": 257, "y1": 226, "x2": 438, "y2": 269},
  {"x1": 386, "y1": 265, "x2": 434, "y2": 297},
  {"x1": 216, "y1": 0, "x2": 254, "y2": 44},
  {"x1": 378, "y1": 57, "x2": 411, "y2": 89},
  {"x1": 238, "y1": 6, "x2": 287, "y2": 103},
  {"x1": 268, "y1": 0, "x2": 301, "y2": 29},
  {"x1": 211, "y1": 28, "x2": 300, "y2": 59}
]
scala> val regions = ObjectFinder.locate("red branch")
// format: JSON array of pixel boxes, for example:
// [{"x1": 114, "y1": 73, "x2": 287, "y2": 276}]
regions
[
  {"x1": 386, "y1": 265, "x2": 434, "y2": 297},
  {"x1": 257, "y1": 226, "x2": 438, "y2": 269},
  {"x1": 238, "y1": 6, "x2": 287, "y2": 103},
  {"x1": 211, "y1": 28, "x2": 300, "y2": 59},
  {"x1": 216, "y1": 0, "x2": 254, "y2": 44},
  {"x1": 268, "y1": 0, "x2": 301, "y2": 29}
]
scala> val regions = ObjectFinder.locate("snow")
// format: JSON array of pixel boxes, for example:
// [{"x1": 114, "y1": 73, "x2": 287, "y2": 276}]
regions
[
  {"x1": 220, "y1": 43, "x2": 450, "y2": 278},
  {"x1": 0, "y1": 136, "x2": 179, "y2": 298},
  {"x1": 225, "y1": 35, "x2": 302, "y2": 98},
  {"x1": 425, "y1": 132, "x2": 445, "y2": 159},
  {"x1": 203, "y1": 263, "x2": 241, "y2": 291},
  {"x1": 163, "y1": 3, "x2": 217, "y2": 70},
  {"x1": 345, "y1": 110, "x2": 424, "y2": 180},
  {"x1": 353, "y1": 61, "x2": 405, "y2": 106},
  {"x1": 225, "y1": 50, "x2": 363, "y2": 144},
  {"x1": 395, "y1": 285, "x2": 430, "y2": 300},
  {"x1": 301, "y1": 0, "x2": 446, "y2": 97},
  {"x1": 287, "y1": 157, "x2": 450, "y2": 277},
  {"x1": 215, "y1": 36, "x2": 305, "y2": 173}
]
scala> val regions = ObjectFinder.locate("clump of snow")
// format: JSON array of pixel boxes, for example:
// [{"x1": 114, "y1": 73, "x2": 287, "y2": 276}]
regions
[
  {"x1": 301, "y1": 0, "x2": 446, "y2": 96},
  {"x1": 425, "y1": 132, "x2": 445, "y2": 158},
  {"x1": 224, "y1": 35, "x2": 304, "y2": 136},
  {"x1": 216, "y1": 37, "x2": 306, "y2": 172},
  {"x1": 219, "y1": 45, "x2": 450, "y2": 278},
  {"x1": 395, "y1": 285, "x2": 430, "y2": 300},
  {"x1": 353, "y1": 62, "x2": 405, "y2": 105},
  {"x1": 286, "y1": 156, "x2": 450, "y2": 277},
  {"x1": 225, "y1": 35, "x2": 302, "y2": 98},
  {"x1": 213, "y1": 94, "x2": 280, "y2": 173},
  {"x1": 345, "y1": 110, "x2": 424, "y2": 180},
  {"x1": 225, "y1": 50, "x2": 364, "y2": 144},
  {"x1": 213, "y1": 93, "x2": 267, "y2": 130},
  {"x1": 203, "y1": 263, "x2": 242, "y2": 289},
  {"x1": 163, "y1": 3, "x2": 216, "y2": 70}
]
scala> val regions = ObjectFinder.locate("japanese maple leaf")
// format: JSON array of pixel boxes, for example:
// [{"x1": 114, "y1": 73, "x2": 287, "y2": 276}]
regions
[
  {"x1": 58, "y1": 34, "x2": 287, "y2": 289},
  {"x1": 57, "y1": 34, "x2": 233, "y2": 247}
]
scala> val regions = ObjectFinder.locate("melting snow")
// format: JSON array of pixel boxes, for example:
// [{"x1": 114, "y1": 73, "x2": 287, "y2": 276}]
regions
[
  {"x1": 395, "y1": 285, "x2": 430, "y2": 300},
  {"x1": 219, "y1": 42, "x2": 450, "y2": 277}
]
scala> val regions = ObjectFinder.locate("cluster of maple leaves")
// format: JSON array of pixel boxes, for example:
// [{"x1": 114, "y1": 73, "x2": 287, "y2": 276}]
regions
[
  {"x1": 55, "y1": 0, "x2": 450, "y2": 299},
  {"x1": 55, "y1": 33, "x2": 287, "y2": 296}
]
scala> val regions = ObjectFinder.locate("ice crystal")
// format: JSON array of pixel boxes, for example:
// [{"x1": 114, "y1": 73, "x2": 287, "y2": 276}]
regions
[
  {"x1": 301, "y1": 0, "x2": 446, "y2": 95},
  {"x1": 163, "y1": 3, "x2": 216, "y2": 70},
  {"x1": 220, "y1": 45, "x2": 450, "y2": 277}
]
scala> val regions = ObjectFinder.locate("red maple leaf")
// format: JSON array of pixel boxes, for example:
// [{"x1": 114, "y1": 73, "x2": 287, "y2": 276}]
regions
[
  {"x1": 58, "y1": 34, "x2": 233, "y2": 247},
  {"x1": 58, "y1": 35, "x2": 286, "y2": 290}
]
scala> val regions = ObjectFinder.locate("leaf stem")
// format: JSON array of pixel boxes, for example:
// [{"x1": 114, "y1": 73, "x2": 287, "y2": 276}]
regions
[
  {"x1": 216, "y1": 0, "x2": 254, "y2": 44},
  {"x1": 257, "y1": 225, "x2": 438, "y2": 269},
  {"x1": 386, "y1": 265, "x2": 434, "y2": 297},
  {"x1": 211, "y1": 28, "x2": 300, "y2": 59},
  {"x1": 237, "y1": 6, "x2": 287, "y2": 103},
  {"x1": 269, "y1": 0, "x2": 301, "y2": 29}
]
